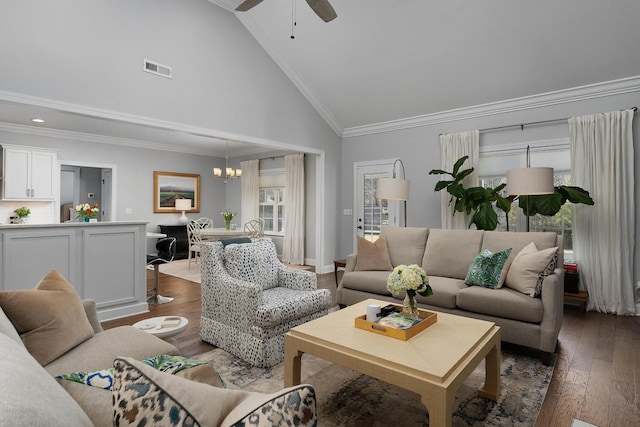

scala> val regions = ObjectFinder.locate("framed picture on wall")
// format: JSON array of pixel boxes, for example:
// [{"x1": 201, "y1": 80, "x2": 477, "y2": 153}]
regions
[{"x1": 153, "y1": 171, "x2": 201, "y2": 213}]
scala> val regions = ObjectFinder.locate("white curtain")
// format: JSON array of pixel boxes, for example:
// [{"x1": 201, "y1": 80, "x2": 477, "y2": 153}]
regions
[
  {"x1": 439, "y1": 131, "x2": 479, "y2": 229},
  {"x1": 240, "y1": 159, "x2": 260, "y2": 226},
  {"x1": 283, "y1": 153, "x2": 305, "y2": 265},
  {"x1": 569, "y1": 110, "x2": 635, "y2": 315}
]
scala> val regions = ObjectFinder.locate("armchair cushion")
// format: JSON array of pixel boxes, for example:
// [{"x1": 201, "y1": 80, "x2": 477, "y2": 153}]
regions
[
  {"x1": 112, "y1": 357, "x2": 317, "y2": 427},
  {"x1": 224, "y1": 240, "x2": 280, "y2": 290},
  {"x1": 256, "y1": 287, "x2": 332, "y2": 328}
]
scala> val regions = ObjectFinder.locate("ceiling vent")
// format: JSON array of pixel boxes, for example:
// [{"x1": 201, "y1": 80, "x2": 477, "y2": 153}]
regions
[{"x1": 143, "y1": 59, "x2": 172, "y2": 79}]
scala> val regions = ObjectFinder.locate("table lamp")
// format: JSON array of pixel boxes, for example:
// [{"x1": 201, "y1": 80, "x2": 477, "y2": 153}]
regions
[{"x1": 175, "y1": 199, "x2": 192, "y2": 224}]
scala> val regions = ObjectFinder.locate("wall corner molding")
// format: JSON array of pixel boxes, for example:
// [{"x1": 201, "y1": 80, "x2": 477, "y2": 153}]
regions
[{"x1": 341, "y1": 75, "x2": 640, "y2": 139}]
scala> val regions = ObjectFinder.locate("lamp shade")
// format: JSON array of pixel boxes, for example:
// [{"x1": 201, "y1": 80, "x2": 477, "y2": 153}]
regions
[
  {"x1": 506, "y1": 167, "x2": 554, "y2": 195},
  {"x1": 376, "y1": 177, "x2": 410, "y2": 201},
  {"x1": 175, "y1": 199, "x2": 192, "y2": 211}
]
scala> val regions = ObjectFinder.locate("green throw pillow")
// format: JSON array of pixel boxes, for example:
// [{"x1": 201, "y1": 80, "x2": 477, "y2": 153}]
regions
[{"x1": 465, "y1": 248, "x2": 512, "y2": 289}]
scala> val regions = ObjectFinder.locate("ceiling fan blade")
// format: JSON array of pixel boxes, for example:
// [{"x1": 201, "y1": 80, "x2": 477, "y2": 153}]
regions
[
  {"x1": 236, "y1": 0, "x2": 264, "y2": 12},
  {"x1": 305, "y1": 0, "x2": 337, "y2": 22}
]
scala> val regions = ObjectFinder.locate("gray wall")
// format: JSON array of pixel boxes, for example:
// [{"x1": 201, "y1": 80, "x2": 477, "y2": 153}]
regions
[
  {"x1": 340, "y1": 90, "x2": 640, "y2": 304},
  {"x1": 0, "y1": 0, "x2": 341, "y2": 270}
]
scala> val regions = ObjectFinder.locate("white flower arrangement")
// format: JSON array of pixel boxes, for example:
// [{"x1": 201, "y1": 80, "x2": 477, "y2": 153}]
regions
[{"x1": 386, "y1": 264, "x2": 432, "y2": 298}]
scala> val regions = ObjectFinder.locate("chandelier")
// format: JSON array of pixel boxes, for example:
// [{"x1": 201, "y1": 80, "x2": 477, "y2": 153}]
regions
[{"x1": 213, "y1": 141, "x2": 242, "y2": 182}]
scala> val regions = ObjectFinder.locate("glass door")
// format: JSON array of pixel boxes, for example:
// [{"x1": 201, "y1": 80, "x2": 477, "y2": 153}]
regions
[{"x1": 354, "y1": 160, "x2": 398, "y2": 248}]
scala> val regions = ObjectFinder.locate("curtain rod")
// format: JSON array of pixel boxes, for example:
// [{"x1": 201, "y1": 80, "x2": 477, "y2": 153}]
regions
[
  {"x1": 255, "y1": 152, "x2": 305, "y2": 162},
  {"x1": 441, "y1": 107, "x2": 637, "y2": 136}
]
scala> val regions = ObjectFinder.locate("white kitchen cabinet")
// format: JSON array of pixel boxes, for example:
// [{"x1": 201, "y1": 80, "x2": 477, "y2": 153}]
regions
[{"x1": 1, "y1": 145, "x2": 57, "y2": 201}]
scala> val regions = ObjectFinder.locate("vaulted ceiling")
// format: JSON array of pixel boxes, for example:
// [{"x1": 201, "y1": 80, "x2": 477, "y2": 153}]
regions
[
  {"x1": 212, "y1": 0, "x2": 640, "y2": 136},
  {"x1": 1, "y1": 1, "x2": 639, "y2": 154}
]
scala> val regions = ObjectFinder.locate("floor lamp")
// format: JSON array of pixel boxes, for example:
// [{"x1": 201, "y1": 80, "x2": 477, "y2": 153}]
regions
[
  {"x1": 506, "y1": 146, "x2": 554, "y2": 232},
  {"x1": 376, "y1": 159, "x2": 410, "y2": 227}
]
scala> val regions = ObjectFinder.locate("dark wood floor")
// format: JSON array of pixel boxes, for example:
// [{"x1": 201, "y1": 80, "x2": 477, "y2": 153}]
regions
[{"x1": 102, "y1": 270, "x2": 640, "y2": 427}]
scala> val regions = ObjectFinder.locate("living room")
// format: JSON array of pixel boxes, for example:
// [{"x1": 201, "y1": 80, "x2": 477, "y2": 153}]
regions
[{"x1": 1, "y1": 1, "x2": 639, "y2": 426}]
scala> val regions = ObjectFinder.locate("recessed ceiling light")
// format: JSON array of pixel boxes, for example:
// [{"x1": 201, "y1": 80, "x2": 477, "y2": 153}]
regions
[{"x1": 31, "y1": 118, "x2": 45, "y2": 123}]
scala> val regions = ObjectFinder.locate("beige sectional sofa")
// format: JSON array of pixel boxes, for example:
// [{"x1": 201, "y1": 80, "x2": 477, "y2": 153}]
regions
[
  {"x1": 337, "y1": 227, "x2": 564, "y2": 363},
  {"x1": 0, "y1": 270, "x2": 318, "y2": 426}
]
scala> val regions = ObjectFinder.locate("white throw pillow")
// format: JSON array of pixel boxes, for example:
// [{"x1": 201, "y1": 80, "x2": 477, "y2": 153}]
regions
[{"x1": 505, "y1": 242, "x2": 558, "y2": 297}]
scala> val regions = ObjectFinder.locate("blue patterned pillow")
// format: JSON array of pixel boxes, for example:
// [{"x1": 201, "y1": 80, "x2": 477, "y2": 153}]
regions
[
  {"x1": 112, "y1": 357, "x2": 318, "y2": 427},
  {"x1": 465, "y1": 248, "x2": 512, "y2": 289}
]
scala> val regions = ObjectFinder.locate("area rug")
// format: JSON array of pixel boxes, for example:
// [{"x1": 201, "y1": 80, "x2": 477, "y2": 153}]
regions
[
  {"x1": 148, "y1": 259, "x2": 201, "y2": 283},
  {"x1": 193, "y1": 346, "x2": 555, "y2": 426}
]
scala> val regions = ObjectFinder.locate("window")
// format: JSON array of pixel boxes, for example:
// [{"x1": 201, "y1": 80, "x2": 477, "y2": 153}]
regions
[
  {"x1": 478, "y1": 142, "x2": 573, "y2": 259},
  {"x1": 259, "y1": 187, "x2": 285, "y2": 234}
]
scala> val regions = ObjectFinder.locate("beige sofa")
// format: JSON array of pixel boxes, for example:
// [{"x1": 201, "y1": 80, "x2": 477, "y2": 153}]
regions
[
  {"x1": 337, "y1": 227, "x2": 564, "y2": 363},
  {"x1": 1, "y1": 273, "x2": 318, "y2": 426}
]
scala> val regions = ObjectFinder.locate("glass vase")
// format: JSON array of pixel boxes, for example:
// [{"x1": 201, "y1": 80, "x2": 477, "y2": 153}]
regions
[
  {"x1": 225, "y1": 219, "x2": 231, "y2": 230},
  {"x1": 402, "y1": 293, "x2": 419, "y2": 318},
  {"x1": 83, "y1": 217, "x2": 90, "y2": 222}
]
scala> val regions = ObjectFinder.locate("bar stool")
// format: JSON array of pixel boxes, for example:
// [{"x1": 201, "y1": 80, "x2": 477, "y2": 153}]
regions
[{"x1": 147, "y1": 237, "x2": 176, "y2": 304}]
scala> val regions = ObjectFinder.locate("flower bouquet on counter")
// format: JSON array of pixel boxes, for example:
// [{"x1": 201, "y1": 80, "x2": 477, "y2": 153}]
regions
[
  {"x1": 221, "y1": 210, "x2": 236, "y2": 230},
  {"x1": 75, "y1": 203, "x2": 99, "y2": 222}
]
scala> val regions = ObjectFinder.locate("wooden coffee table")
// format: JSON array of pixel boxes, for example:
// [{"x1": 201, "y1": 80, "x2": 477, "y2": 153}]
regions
[{"x1": 284, "y1": 299, "x2": 500, "y2": 427}]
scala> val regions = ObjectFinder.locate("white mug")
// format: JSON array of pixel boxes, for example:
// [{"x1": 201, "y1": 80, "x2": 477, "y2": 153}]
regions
[{"x1": 366, "y1": 303, "x2": 381, "y2": 322}]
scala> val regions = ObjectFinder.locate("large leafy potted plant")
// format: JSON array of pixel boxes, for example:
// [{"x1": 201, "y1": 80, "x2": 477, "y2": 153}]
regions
[{"x1": 429, "y1": 156, "x2": 594, "y2": 230}]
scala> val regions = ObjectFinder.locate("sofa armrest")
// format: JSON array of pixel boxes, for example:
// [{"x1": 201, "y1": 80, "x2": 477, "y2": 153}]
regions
[
  {"x1": 539, "y1": 268, "x2": 564, "y2": 353},
  {"x1": 278, "y1": 267, "x2": 317, "y2": 291},
  {"x1": 344, "y1": 253, "x2": 357, "y2": 273},
  {"x1": 202, "y1": 270, "x2": 262, "y2": 328},
  {"x1": 81, "y1": 299, "x2": 103, "y2": 333}
]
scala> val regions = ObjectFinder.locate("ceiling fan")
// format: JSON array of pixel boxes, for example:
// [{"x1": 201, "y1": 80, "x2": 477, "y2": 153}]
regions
[{"x1": 236, "y1": 0, "x2": 337, "y2": 23}]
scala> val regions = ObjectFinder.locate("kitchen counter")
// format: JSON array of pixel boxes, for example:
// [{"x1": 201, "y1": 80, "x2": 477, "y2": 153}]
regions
[{"x1": 0, "y1": 221, "x2": 149, "y2": 321}]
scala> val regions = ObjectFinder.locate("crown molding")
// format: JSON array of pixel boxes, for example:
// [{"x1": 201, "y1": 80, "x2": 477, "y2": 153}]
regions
[{"x1": 342, "y1": 75, "x2": 640, "y2": 139}]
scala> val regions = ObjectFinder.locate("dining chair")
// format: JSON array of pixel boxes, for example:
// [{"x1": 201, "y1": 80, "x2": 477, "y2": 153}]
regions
[
  {"x1": 243, "y1": 218, "x2": 265, "y2": 238},
  {"x1": 194, "y1": 217, "x2": 214, "y2": 229},
  {"x1": 187, "y1": 220, "x2": 205, "y2": 270}
]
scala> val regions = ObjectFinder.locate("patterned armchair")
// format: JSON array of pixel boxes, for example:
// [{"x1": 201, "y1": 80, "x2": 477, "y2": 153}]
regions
[{"x1": 200, "y1": 238, "x2": 332, "y2": 367}]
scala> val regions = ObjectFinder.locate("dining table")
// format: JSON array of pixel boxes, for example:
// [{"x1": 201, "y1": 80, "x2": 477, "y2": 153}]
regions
[{"x1": 196, "y1": 227, "x2": 247, "y2": 241}]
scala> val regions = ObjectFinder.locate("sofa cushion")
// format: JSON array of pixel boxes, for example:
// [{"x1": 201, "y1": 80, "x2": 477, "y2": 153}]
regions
[
  {"x1": 112, "y1": 357, "x2": 318, "y2": 427},
  {"x1": 0, "y1": 269, "x2": 94, "y2": 366},
  {"x1": 456, "y1": 286, "x2": 544, "y2": 323},
  {"x1": 0, "y1": 333, "x2": 93, "y2": 426},
  {"x1": 422, "y1": 229, "x2": 484, "y2": 280},
  {"x1": 415, "y1": 276, "x2": 467, "y2": 309},
  {"x1": 464, "y1": 248, "x2": 512, "y2": 289},
  {"x1": 482, "y1": 231, "x2": 558, "y2": 288},
  {"x1": 44, "y1": 325, "x2": 178, "y2": 376},
  {"x1": 505, "y1": 242, "x2": 558, "y2": 297},
  {"x1": 224, "y1": 239, "x2": 279, "y2": 290},
  {"x1": 354, "y1": 236, "x2": 393, "y2": 271},
  {"x1": 341, "y1": 271, "x2": 394, "y2": 296},
  {"x1": 381, "y1": 226, "x2": 428, "y2": 267}
]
